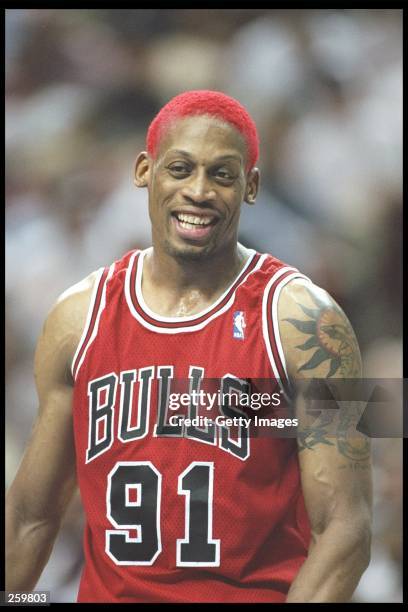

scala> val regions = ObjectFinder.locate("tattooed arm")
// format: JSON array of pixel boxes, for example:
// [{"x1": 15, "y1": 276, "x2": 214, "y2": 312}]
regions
[{"x1": 278, "y1": 278, "x2": 372, "y2": 603}]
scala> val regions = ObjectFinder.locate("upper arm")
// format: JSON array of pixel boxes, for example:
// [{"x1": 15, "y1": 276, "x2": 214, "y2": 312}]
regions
[
  {"x1": 278, "y1": 278, "x2": 372, "y2": 536},
  {"x1": 6, "y1": 271, "x2": 99, "y2": 525}
]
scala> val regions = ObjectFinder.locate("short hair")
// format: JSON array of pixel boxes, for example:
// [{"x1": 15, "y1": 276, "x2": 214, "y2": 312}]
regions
[{"x1": 146, "y1": 90, "x2": 259, "y2": 170}]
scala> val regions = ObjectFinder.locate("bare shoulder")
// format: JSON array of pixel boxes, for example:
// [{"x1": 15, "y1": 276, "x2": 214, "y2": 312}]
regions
[
  {"x1": 34, "y1": 269, "x2": 101, "y2": 389},
  {"x1": 54, "y1": 269, "x2": 101, "y2": 334},
  {"x1": 277, "y1": 277, "x2": 361, "y2": 381}
]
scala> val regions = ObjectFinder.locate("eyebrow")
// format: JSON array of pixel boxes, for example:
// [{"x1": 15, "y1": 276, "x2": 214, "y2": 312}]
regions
[{"x1": 166, "y1": 150, "x2": 242, "y2": 163}]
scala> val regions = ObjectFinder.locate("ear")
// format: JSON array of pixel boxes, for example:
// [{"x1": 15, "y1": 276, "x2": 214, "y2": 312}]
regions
[
  {"x1": 134, "y1": 152, "x2": 151, "y2": 187},
  {"x1": 244, "y1": 167, "x2": 260, "y2": 205}
]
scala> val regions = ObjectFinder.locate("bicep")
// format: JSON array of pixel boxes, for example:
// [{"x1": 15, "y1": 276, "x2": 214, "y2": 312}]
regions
[
  {"x1": 296, "y1": 427, "x2": 372, "y2": 536},
  {"x1": 277, "y1": 278, "x2": 372, "y2": 533},
  {"x1": 8, "y1": 385, "x2": 77, "y2": 525},
  {"x1": 7, "y1": 296, "x2": 82, "y2": 524}
]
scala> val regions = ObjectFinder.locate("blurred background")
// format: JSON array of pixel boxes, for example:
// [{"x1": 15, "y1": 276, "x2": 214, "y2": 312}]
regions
[{"x1": 5, "y1": 9, "x2": 402, "y2": 603}]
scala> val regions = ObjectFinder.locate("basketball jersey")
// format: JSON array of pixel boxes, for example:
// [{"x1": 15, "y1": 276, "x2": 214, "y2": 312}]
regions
[{"x1": 72, "y1": 248, "x2": 312, "y2": 603}]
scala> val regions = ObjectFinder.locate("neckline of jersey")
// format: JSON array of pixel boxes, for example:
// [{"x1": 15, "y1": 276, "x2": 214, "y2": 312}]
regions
[{"x1": 131, "y1": 247, "x2": 259, "y2": 327}]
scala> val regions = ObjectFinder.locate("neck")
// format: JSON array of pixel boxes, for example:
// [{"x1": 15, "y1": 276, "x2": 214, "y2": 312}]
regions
[{"x1": 144, "y1": 242, "x2": 251, "y2": 296}]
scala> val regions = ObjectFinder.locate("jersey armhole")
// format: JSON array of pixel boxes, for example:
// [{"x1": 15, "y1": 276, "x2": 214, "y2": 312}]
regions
[
  {"x1": 70, "y1": 265, "x2": 113, "y2": 381},
  {"x1": 262, "y1": 267, "x2": 312, "y2": 401}
]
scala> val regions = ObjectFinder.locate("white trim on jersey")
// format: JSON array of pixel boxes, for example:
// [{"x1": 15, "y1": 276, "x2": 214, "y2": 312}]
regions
[
  {"x1": 73, "y1": 262, "x2": 116, "y2": 381},
  {"x1": 71, "y1": 266, "x2": 105, "y2": 380},
  {"x1": 272, "y1": 272, "x2": 313, "y2": 385},
  {"x1": 262, "y1": 268, "x2": 311, "y2": 399},
  {"x1": 125, "y1": 250, "x2": 268, "y2": 334},
  {"x1": 136, "y1": 248, "x2": 257, "y2": 323}
]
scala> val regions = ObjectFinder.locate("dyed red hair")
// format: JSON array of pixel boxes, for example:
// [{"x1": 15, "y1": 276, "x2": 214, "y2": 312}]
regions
[{"x1": 146, "y1": 90, "x2": 259, "y2": 170}]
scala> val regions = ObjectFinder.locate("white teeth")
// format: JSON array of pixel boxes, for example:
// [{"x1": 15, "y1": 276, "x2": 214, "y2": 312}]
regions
[
  {"x1": 180, "y1": 221, "x2": 200, "y2": 229},
  {"x1": 177, "y1": 213, "x2": 212, "y2": 226}
]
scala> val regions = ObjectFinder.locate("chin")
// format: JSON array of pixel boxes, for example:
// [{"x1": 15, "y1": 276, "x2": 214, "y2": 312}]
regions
[{"x1": 163, "y1": 239, "x2": 215, "y2": 262}]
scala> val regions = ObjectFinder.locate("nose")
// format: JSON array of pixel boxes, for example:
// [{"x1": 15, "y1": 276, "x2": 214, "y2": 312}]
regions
[{"x1": 180, "y1": 168, "x2": 216, "y2": 204}]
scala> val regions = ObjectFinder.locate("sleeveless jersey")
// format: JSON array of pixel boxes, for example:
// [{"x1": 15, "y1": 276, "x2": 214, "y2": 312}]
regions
[{"x1": 72, "y1": 248, "x2": 312, "y2": 603}]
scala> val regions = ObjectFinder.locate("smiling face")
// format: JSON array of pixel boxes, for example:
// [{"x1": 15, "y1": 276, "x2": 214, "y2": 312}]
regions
[{"x1": 135, "y1": 115, "x2": 259, "y2": 261}]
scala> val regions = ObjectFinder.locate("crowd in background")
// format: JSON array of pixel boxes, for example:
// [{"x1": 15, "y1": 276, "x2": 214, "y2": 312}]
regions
[{"x1": 5, "y1": 9, "x2": 402, "y2": 602}]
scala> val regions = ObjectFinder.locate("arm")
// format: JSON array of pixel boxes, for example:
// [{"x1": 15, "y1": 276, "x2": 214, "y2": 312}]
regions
[
  {"x1": 278, "y1": 278, "x2": 372, "y2": 603},
  {"x1": 6, "y1": 272, "x2": 98, "y2": 592}
]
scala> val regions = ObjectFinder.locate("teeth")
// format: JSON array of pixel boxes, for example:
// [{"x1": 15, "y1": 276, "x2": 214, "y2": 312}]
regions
[
  {"x1": 177, "y1": 213, "x2": 212, "y2": 226},
  {"x1": 180, "y1": 221, "x2": 199, "y2": 229}
]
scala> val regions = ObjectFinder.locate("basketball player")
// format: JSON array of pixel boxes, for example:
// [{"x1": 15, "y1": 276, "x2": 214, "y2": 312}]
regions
[{"x1": 6, "y1": 91, "x2": 372, "y2": 603}]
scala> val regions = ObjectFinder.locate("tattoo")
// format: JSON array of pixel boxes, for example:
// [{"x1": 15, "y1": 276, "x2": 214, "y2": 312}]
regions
[
  {"x1": 338, "y1": 462, "x2": 370, "y2": 470},
  {"x1": 297, "y1": 400, "x2": 370, "y2": 462},
  {"x1": 296, "y1": 407, "x2": 335, "y2": 451},
  {"x1": 285, "y1": 287, "x2": 360, "y2": 377},
  {"x1": 336, "y1": 401, "x2": 371, "y2": 462}
]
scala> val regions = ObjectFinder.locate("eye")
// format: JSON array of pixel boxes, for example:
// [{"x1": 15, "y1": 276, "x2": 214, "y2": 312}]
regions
[
  {"x1": 214, "y1": 168, "x2": 235, "y2": 182},
  {"x1": 167, "y1": 162, "x2": 191, "y2": 177}
]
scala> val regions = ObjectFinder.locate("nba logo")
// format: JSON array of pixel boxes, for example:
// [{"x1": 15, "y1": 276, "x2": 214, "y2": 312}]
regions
[{"x1": 233, "y1": 311, "x2": 246, "y2": 340}]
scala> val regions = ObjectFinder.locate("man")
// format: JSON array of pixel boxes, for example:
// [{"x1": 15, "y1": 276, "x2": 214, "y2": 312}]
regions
[{"x1": 6, "y1": 90, "x2": 372, "y2": 603}]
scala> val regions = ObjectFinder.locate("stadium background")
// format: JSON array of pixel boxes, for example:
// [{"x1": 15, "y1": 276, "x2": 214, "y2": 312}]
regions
[{"x1": 5, "y1": 9, "x2": 402, "y2": 602}]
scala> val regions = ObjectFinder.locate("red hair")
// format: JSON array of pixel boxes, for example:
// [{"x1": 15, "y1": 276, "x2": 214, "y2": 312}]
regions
[{"x1": 146, "y1": 90, "x2": 259, "y2": 170}]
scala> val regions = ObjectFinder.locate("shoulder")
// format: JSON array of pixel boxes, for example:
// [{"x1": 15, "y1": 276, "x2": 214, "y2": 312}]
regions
[
  {"x1": 276, "y1": 277, "x2": 361, "y2": 381},
  {"x1": 34, "y1": 269, "x2": 102, "y2": 387},
  {"x1": 42, "y1": 246, "x2": 138, "y2": 341},
  {"x1": 51, "y1": 268, "x2": 102, "y2": 333},
  {"x1": 277, "y1": 276, "x2": 330, "y2": 314}
]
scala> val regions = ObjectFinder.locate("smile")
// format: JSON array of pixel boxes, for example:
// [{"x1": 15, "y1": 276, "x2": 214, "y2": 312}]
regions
[
  {"x1": 171, "y1": 211, "x2": 219, "y2": 241},
  {"x1": 175, "y1": 213, "x2": 214, "y2": 228}
]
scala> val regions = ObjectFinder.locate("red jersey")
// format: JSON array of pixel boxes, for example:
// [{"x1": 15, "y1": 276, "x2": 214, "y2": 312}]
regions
[{"x1": 71, "y1": 248, "x2": 311, "y2": 603}]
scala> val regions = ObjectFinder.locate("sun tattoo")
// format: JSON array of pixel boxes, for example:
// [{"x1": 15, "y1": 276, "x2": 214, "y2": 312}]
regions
[{"x1": 284, "y1": 287, "x2": 360, "y2": 377}]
